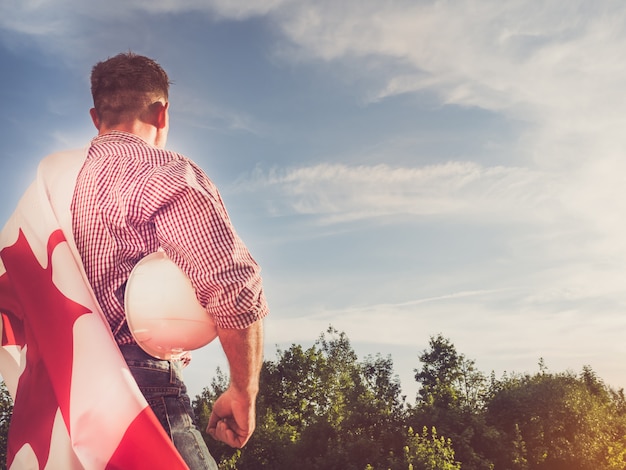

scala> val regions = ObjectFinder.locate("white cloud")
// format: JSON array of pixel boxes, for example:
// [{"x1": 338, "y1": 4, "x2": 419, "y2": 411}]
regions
[
  {"x1": 235, "y1": 161, "x2": 555, "y2": 224},
  {"x1": 270, "y1": 1, "x2": 626, "y2": 116},
  {"x1": 0, "y1": 0, "x2": 287, "y2": 35}
]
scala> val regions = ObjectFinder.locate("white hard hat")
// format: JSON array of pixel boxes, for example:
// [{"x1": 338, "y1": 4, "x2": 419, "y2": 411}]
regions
[{"x1": 124, "y1": 251, "x2": 217, "y2": 359}]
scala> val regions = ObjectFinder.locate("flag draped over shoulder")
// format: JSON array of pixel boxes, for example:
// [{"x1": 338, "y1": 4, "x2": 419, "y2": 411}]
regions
[{"x1": 0, "y1": 149, "x2": 189, "y2": 469}]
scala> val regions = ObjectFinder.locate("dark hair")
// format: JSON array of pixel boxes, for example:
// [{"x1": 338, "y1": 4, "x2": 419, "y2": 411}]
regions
[{"x1": 90, "y1": 52, "x2": 171, "y2": 126}]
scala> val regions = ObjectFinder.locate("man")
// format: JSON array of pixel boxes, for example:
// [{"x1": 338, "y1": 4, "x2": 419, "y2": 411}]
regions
[{"x1": 71, "y1": 52, "x2": 268, "y2": 469}]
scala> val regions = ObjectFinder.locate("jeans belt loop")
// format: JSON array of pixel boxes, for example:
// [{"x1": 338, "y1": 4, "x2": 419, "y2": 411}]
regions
[{"x1": 168, "y1": 359, "x2": 176, "y2": 385}]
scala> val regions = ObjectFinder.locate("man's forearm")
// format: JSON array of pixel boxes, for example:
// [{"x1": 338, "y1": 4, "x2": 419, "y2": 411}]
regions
[
  {"x1": 217, "y1": 320, "x2": 264, "y2": 396},
  {"x1": 208, "y1": 320, "x2": 264, "y2": 447}
]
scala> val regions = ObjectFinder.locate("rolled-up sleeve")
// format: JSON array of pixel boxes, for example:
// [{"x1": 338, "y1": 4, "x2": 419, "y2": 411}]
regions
[{"x1": 146, "y1": 159, "x2": 269, "y2": 329}]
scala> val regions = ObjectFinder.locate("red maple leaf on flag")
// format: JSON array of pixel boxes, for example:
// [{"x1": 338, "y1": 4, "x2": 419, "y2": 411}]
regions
[
  {"x1": 0, "y1": 229, "x2": 189, "y2": 469},
  {"x1": 1, "y1": 229, "x2": 88, "y2": 467}
]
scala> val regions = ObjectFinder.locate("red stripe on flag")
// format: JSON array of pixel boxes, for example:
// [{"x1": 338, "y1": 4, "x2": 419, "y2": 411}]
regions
[
  {"x1": 6, "y1": 354, "x2": 58, "y2": 469},
  {"x1": 1, "y1": 312, "x2": 19, "y2": 346},
  {"x1": 105, "y1": 407, "x2": 189, "y2": 470},
  {"x1": 0, "y1": 271, "x2": 25, "y2": 347}
]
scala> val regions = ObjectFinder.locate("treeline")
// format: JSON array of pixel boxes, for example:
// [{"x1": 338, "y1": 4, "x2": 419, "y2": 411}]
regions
[
  {"x1": 194, "y1": 326, "x2": 626, "y2": 470},
  {"x1": 0, "y1": 326, "x2": 625, "y2": 469}
]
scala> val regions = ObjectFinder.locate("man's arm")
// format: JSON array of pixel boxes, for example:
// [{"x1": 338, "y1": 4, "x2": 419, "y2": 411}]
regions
[{"x1": 207, "y1": 319, "x2": 264, "y2": 448}]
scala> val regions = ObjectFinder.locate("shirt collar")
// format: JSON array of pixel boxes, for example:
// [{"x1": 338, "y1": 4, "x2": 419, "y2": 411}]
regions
[{"x1": 91, "y1": 130, "x2": 150, "y2": 147}]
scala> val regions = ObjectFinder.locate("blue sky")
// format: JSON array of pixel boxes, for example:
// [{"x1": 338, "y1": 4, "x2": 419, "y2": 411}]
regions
[{"x1": 2, "y1": 1, "x2": 626, "y2": 400}]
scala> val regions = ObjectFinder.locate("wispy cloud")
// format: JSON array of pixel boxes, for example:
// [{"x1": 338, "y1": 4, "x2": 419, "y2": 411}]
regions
[
  {"x1": 270, "y1": 2, "x2": 626, "y2": 116},
  {"x1": 0, "y1": 0, "x2": 286, "y2": 38},
  {"x1": 265, "y1": 279, "x2": 626, "y2": 393},
  {"x1": 171, "y1": 87, "x2": 265, "y2": 136},
  {"x1": 234, "y1": 161, "x2": 554, "y2": 224}
]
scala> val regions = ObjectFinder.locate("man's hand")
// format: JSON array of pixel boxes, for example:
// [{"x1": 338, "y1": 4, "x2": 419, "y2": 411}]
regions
[
  {"x1": 207, "y1": 387, "x2": 256, "y2": 448},
  {"x1": 206, "y1": 320, "x2": 263, "y2": 448}
]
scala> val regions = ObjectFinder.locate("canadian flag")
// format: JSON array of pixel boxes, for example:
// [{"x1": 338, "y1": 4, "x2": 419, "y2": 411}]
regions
[{"x1": 0, "y1": 149, "x2": 189, "y2": 469}]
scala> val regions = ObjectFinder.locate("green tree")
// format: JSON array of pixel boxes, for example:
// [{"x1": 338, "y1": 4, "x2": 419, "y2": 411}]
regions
[
  {"x1": 485, "y1": 366, "x2": 626, "y2": 470},
  {"x1": 414, "y1": 334, "x2": 487, "y2": 411},
  {"x1": 279, "y1": 326, "x2": 406, "y2": 470},
  {"x1": 411, "y1": 335, "x2": 495, "y2": 470}
]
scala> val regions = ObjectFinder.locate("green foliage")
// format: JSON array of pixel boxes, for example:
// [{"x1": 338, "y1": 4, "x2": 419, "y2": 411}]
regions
[
  {"x1": 411, "y1": 334, "x2": 494, "y2": 470},
  {"x1": 189, "y1": 330, "x2": 626, "y2": 470},
  {"x1": 2, "y1": 329, "x2": 626, "y2": 470},
  {"x1": 193, "y1": 326, "x2": 407, "y2": 470},
  {"x1": 0, "y1": 382, "x2": 12, "y2": 469},
  {"x1": 404, "y1": 426, "x2": 461, "y2": 470},
  {"x1": 485, "y1": 365, "x2": 626, "y2": 470},
  {"x1": 414, "y1": 334, "x2": 488, "y2": 411},
  {"x1": 257, "y1": 326, "x2": 407, "y2": 470}
]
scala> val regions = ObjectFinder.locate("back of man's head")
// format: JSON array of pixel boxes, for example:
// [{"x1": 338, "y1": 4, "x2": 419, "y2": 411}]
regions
[{"x1": 91, "y1": 52, "x2": 170, "y2": 127}]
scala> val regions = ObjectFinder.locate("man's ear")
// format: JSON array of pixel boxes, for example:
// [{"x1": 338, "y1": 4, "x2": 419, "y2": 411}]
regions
[
  {"x1": 89, "y1": 108, "x2": 100, "y2": 130},
  {"x1": 153, "y1": 101, "x2": 169, "y2": 130}
]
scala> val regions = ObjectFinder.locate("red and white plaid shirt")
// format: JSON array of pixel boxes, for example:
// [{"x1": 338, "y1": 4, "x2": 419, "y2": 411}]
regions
[{"x1": 71, "y1": 131, "x2": 268, "y2": 345}]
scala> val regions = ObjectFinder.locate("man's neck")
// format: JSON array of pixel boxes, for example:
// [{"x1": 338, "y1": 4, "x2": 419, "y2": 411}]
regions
[{"x1": 98, "y1": 121, "x2": 159, "y2": 147}]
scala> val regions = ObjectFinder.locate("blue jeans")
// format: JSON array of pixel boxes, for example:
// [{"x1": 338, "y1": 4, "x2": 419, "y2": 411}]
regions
[{"x1": 120, "y1": 345, "x2": 219, "y2": 470}]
